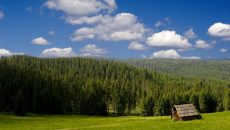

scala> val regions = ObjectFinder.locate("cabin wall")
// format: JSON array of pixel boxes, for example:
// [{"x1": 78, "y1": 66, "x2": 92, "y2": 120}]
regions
[
  {"x1": 172, "y1": 112, "x2": 180, "y2": 121},
  {"x1": 172, "y1": 112, "x2": 200, "y2": 121}
]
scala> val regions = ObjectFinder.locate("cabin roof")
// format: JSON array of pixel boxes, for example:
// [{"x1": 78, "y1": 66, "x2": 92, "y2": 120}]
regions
[{"x1": 173, "y1": 103, "x2": 199, "y2": 117}]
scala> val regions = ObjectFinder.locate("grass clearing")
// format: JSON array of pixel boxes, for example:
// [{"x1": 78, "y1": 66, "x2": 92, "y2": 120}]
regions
[{"x1": 0, "y1": 111, "x2": 229, "y2": 130}]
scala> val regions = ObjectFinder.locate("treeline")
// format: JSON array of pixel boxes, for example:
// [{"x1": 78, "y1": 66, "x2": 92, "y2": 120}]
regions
[
  {"x1": 126, "y1": 59, "x2": 230, "y2": 81},
  {"x1": 0, "y1": 56, "x2": 229, "y2": 116}
]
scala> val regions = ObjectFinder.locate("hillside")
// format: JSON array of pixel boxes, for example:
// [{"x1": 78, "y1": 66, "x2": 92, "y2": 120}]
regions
[
  {"x1": 126, "y1": 59, "x2": 230, "y2": 81},
  {"x1": 0, "y1": 56, "x2": 229, "y2": 116}
]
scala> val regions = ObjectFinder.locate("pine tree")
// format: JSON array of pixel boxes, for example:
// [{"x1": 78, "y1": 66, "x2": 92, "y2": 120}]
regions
[{"x1": 15, "y1": 90, "x2": 27, "y2": 116}]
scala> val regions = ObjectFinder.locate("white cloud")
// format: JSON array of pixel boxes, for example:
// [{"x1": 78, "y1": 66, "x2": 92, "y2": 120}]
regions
[
  {"x1": 195, "y1": 40, "x2": 212, "y2": 49},
  {"x1": 149, "y1": 49, "x2": 201, "y2": 59},
  {"x1": 150, "y1": 49, "x2": 181, "y2": 59},
  {"x1": 41, "y1": 47, "x2": 75, "y2": 57},
  {"x1": 0, "y1": 49, "x2": 11, "y2": 56},
  {"x1": 80, "y1": 44, "x2": 107, "y2": 56},
  {"x1": 208, "y1": 22, "x2": 230, "y2": 38},
  {"x1": 220, "y1": 48, "x2": 228, "y2": 53},
  {"x1": 45, "y1": 0, "x2": 146, "y2": 42},
  {"x1": 155, "y1": 17, "x2": 170, "y2": 27},
  {"x1": 177, "y1": 48, "x2": 189, "y2": 52},
  {"x1": 109, "y1": 31, "x2": 143, "y2": 41},
  {"x1": 45, "y1": 0, "x2": 117, "y2": 26},
  {"x1": 66, "y1": 15, "x2": 104, "y2": 25},
  {"x1": 48, "y1": 31, "x2": 55, "y2": 36},
  {"x1": 71, "y1": 27, "x2": 95, "y2": 41},
  {"x1": 72, "y1": 13, "x2": 146, "y2": 41},
  {"x1": 0, "y1": 49, "x2": 24, "y2": 57},
  {"x1": 128, "y1": 41, "x2": 146, "y2": 51},
  {"x1": 31, "y1": 37, "x2": 50, "y2": 45},
  {"x1": 182, "y1": 56, "x2": 201, "y2": 60},
  {"x1": 0, "y1": 11, "x2": 4, "y2": 20},
  {"x1": 147, "y1": 30, "x2": 192, "y2": 49},
  {"x1": 45, "y1": 0, "x2": 116, "y2": 16},
  {"x1": 103, "y1": 0, "x2": 117, "y2": 8},
  {"x1": 41, "y1": 45, "x2": 107, "y2": 57},
  {"x1": 184, "y1": 28, "x2": 197, "y2": 39}
]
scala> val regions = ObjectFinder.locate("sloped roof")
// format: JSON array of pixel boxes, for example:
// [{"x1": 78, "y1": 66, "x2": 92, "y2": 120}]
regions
[{"x1": 174, "y1": 104, "x2": 199, "y2": 117}]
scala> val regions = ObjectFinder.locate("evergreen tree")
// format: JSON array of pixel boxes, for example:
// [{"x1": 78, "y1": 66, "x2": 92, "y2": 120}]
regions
[
  {"x1": 15, "y1": 90, "x2": 27, "y2": 116},
  {"x1": 0, "y1": 56, "x2": 229, "y2": 116}
]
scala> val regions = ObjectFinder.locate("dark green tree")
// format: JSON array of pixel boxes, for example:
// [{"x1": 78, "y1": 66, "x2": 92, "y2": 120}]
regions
[{"x1": 15, "y1": 90, "x2": 27, "y2": 116}]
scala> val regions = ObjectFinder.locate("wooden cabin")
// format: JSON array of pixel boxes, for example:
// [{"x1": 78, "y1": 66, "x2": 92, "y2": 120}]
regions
[{"x1": 171, "y1": 103, "x2": 201, "y2": 121}]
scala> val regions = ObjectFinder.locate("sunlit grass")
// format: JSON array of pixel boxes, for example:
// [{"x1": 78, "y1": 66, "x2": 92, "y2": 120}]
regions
[{"x1": 0, "y1": 111, "x2": 229, "y2": 130}]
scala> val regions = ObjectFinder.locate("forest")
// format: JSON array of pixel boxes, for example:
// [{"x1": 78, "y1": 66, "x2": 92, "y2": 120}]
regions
[
  {"x1": 126, "y1": 59, "x2": 230, "y2": 81},
  {"x1": 0, "y1": 56, "x2": 229, "y2": 116}
]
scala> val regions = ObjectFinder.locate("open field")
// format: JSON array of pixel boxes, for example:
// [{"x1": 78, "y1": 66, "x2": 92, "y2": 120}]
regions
[{"x1": 0, "y1": 112, "x2": 229, "y2": 130}]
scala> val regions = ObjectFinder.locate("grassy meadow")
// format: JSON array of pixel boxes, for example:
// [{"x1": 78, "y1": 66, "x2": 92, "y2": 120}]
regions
[{"x1": 0, "y1": 111, "x2": 229, "y2": 130}]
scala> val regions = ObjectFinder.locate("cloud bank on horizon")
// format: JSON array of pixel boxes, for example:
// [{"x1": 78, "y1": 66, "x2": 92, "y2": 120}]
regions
[{"x1": 0, "y1": 0, "x2": 229, "y2": 59}]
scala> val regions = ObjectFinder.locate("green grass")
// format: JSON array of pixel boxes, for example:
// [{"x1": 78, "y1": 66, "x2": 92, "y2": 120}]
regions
[{"x1": 0, "y1": 112, "x2": 229, "y2": 130}]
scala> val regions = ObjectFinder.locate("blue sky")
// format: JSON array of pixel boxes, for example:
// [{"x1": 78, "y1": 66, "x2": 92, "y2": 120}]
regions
[{"x1": 0, "y1": 0, "x2": 230, "y2": 59}]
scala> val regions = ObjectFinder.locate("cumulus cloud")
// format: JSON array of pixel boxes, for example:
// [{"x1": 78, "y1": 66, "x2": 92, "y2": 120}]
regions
[
  {"x1": 80, "y1": 44, "x2": 107, "y2": 56},
  {"x1": 71, "y1": 27, "x2": 95, "y2": 41},
  {"x1": 103, "y1": 0, "x2": 117, "y2": 8},
  {"x1": 72, "y1": 13, "x2": 146, "y2": 41},
  {"x1": 195, "y1": 40, "x2": 212, "y2": 49},
  {"x1": 220, "y1": 48, "x2": 228, "y2": 53},
  {"x1": 208, "y1": 22, "x2": 230, "y2": 39},
  {"x1": 41, "y1": 47, "x2": 75, "y2": 57},
  {"x1": 150, "y1": 49, "x2": 181, "y2": 59},
  {"x1": 128, "y1": 41, "x2": 147, "y2": 51},
  {"x1": 182, "y1": 56, "x2": 201, "y2": 60},
  {"x1": 184, "y1": 28, "x2": 197, "y2": 39},
  {"x1": 147, "y1": 30, "x2": 192, "y2": 49},
  {"x1": 66, "y1": 15, "x2": 104, "y2": 25},
  {"x1": 44, "y1": 0, "x2": 146, "y2": 42},
  {"x1": 149, "y1": 49, "x2": 201, "y2": 59},
  {"x1": 0, "y1": 11, "x2": 4, "y2": 20},
  {"x1": 41, "y1": 45, "x2": 107, "y2": 57},
  {"x1": 32, "y1": 37, "x2": 50, "y2": 45},
  {"x1": 45, "y1": 0, "x2": 117, "y2": 26},
  {"x1": 45, "y1": 0, "x2": 116, "y2": 16},
  {"x1": 109, "y1": 31, "x2": 143, "y2": 41},
  {"x1": 0, "y1": 49, "x2": 24, "y2": 57}
]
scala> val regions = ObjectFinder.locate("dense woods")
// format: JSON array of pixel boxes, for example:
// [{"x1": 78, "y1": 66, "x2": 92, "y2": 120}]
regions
[
  {"x1": 126, "y1": 59, "x2": 230, "y2": 81},
  {"x1": 0, "y1": 56, "x2": 229, "y2": 116}
]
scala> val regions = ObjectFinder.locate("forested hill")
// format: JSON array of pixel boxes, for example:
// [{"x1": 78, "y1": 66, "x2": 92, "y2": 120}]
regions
[
  {"x1": 0, "y1": 56, "x2": 157, "y2": 115},
  {"x1": 0, "y1": 56, "x2": 229, "y2": 116},
  {"x1": 126, "y1": 59, "x2": 230, "y2": 81}
]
